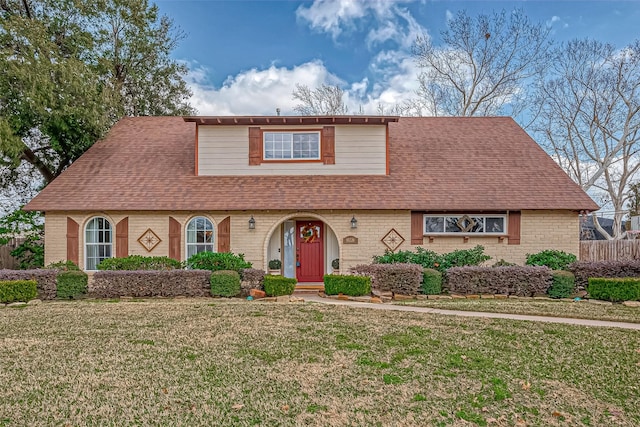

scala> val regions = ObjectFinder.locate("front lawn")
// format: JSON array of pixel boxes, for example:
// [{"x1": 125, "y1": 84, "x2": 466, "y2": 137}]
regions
[{"x1": 1, "y1": 299, "x2": 639, "y2": 426}]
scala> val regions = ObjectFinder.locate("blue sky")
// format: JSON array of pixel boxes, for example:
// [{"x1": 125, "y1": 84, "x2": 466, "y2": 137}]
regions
[{"x1": 154, "y1": 0, "x2": 640, "y2": 115}]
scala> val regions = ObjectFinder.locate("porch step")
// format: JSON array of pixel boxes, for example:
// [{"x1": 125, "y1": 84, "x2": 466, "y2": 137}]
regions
[{"x1": 295, "y1": 283, "x2": 324, "y2": 293}]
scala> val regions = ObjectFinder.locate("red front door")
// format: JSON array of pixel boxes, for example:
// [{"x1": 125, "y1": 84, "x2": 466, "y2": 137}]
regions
[{"x1": 296, "y1": 221, "x2": 324, "y2": 282}]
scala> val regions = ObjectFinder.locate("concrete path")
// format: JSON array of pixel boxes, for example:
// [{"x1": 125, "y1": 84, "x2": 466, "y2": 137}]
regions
[{"x1": 302, "y1": 295, "x2": 640, "y2": 331}]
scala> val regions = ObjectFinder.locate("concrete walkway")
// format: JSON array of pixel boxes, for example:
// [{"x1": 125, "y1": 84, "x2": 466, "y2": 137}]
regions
[{"x1": 302, "y1": 295, "x2": 640, "y2": 330}]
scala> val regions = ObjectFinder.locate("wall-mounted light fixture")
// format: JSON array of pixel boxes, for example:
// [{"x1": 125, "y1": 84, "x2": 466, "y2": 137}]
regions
[
  {"x1": 350, "y1": 215, "x2": 358, "y2": 229},
  {"x1": 248, "y1": 215, "x2": 256, "y2": 230}
]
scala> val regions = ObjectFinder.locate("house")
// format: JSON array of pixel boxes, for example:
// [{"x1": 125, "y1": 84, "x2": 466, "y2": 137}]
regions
[{"x1": 24, "y1": 116, "x2": 598, "y2": 281}]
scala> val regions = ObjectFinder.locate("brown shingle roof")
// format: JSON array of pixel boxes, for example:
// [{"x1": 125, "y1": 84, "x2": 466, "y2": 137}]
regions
[{"x1": 24, "y1": 116, "x2": 598, "y2": 212}]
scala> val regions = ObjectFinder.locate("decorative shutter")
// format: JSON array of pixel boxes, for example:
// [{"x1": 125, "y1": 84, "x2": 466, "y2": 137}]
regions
[
  {"x1": 248, "y1": 127, "x2": 262, "y2": 165},
  {"x1": 508, "y1": 211, "x2": 521, "y2": 245},
  {"x1": 169, "y1": 217, "x2": 181, "y2": 260},
  {"x1": 411, "y1": 212, "x2": 424, "y2": 245},
  {"x1": 116, "y1": 217, "x2": 128, "y2": 258},
  {"x1": 218, "y1": 216, "x2": 231, "y2": 253},
  {"x1": 66, "y1": 217, "x2": 79, "y2": 265},
  {"x1": 322, "y1": 126, "x2": 335, "y2": 165}
]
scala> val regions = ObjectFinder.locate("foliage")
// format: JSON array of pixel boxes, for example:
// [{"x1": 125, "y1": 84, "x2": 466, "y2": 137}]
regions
[
  {"x1": 0, "y1": 208, "x2": 44, "y2": 269},
  {"x1": 413, "y1": 8, "x2": 551, "y2": 116},
  {"x1": 210, "y1": 270, "x2": 241, "y2": 298},
  {"x1": 239, "y1": 268, "x2": 265, "y2": 285},
  {"x1": 263, "y1": 275, "x2": 297, "y2": 297},
  {"x1": 92, "y1": 270, "x2": 211, "y2": 298},
  {"x1": 440, "y1": 246, "x2": 491, "y2": 271},
  {"x1": 292, "y1": 83, "x2": 348, "y2": 115},
  {"x1": 323, "y1": 275, "x2": 371, "y2": 296},
  {"x1": 570, "y1": 260, "x2": 640, "y2": 290},
  {"x1": 351, "y1": 263, "x2": 423, "y2": 295},
  {"x1": 548, "y1": 271, "x2": 575, "y2": 299},
  {"x1": 56, "y1": 271, "x2": 88, "y2": 299},
  {"x1": 186, "y1": 251, "x2": 252, "y2": 273},
  {"x1": 268, "y1": 259, "x2": 282, "y2": 270},
  {"x1": 331, "y1": 258, "x2": 340, "y2": 270},
  {"x1": 46, "y1": 260, "x2": 80, "y2": 271},
  {"x1": 421, "y1": 268, "x2": 442, "y2": 295},
  {"x1": 588, "y1": 277, "x2": 640, "y2": 302},
  {"x1": 525, "y1": 250, "x2": 577, "y2": 270},
  {"x1": 492, "y1": 259, "x2": 516, "y2": 267},
  {"x1": 373, "y1": 246, "x2": 490, "y2": 273},
  {"x1": 0, "y1": 279, "x2": 37, "y2": 303},
  {"x1": 0, "y1": 269, "x2": 56, "y2": 299},
  {"x1": 97, "y1": 255, "x2": 182, "y2": 271},
  {"x1": 446, "y1": 266, "x2": 553, "y2": 296}
]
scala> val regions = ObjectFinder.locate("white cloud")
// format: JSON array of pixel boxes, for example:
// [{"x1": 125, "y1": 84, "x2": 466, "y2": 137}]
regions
[{"x1": 445, "y1": 9, "x2": 454, "y2": 22}]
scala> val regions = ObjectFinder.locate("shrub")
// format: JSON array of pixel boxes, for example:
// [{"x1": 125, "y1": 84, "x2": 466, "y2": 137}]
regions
[
  {"x1": 422, "y1": 268, "x2": 442, "y2": 295},
  {"x1": 46, "y1": 260, "x2": 80, "y2": 271},
  {"x1": 264, "y1": 275, "x2": 297, "y2": 296},
  {"x1": 92, "y1": 270, "x2": 211, "y2": 298},
  {"x1": 351, "y1": 263, "x2": 423, "y2": 295},
  {"x1": 268, "y1": 259, "x2": 282, "y2": 270},
  {"x1": 492, "y1": 259, "x2": 516, "y2": 267},
  {"x1": 588, "y1": 278, "x2": 640, "y2": 302},
  {"x1": 373, "y1": 247, "x2": 441, "y2": 270},
  {"x1": 548, "y1": 271, "x2": 575, "y2": 299},
  {"x1": 210, "y1": 270, "x2": 241, "y2": 297},
  {"x1": 0, "y1": 280, "x2": 37, "y2": 303},
  {"x1": 570, "y1": 260, "x2": 640, "y2": 290},
  {"x1": 526, "y1": 250, "x2": 577, "y2": 270},
  {"x1": 440, "y1": 245, "x2": 491, "y2": 271},
  {"x1": 323, "y1": 275, "x2": 371, "y2": 296},
  {"x1": 186, "y1": 251, "x2": 252, "y2": 272},
  {"x1": 0, "y1": 269, "x2": 57, "y2": 300},
  {"x1": 97, "y1": 255, "x2": 182, "y2": 271},
  {"x1": 56, "y1": 271, "x2": 88, "y2": 299},
  {"x1": 446, "y1": 266, "x2": 552, "y2": 296}
]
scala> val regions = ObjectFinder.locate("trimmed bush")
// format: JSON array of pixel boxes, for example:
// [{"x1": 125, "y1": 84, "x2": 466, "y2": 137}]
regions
[
  {"x1": 210, "y1": 270, "x2": 241, "y2": 297},
  {"x1": 570, "y1": 260, "x2": 640, "y2": 290},
  {"x1": 239, "y1": 268, "x2": 265, "y2": 296},
  {"x1": 588, "y1": 277, "x2": 640, "y2": 302},
  {"x1": 46, "y1": 260, "x2": 80, "y2": 271},
  {"x1": 439, "y1": 245, "x2": 491, "y2": 271},
  {"x1": 97, "y1": 255, "x2": 182, "y2": 270},
  {"x1": 264, "y1": 275, "x2": 297, "y2": 296},
  {"x1": 186, "y1": 251, "x2": 252, "y2": 272},
  {"x1": 0, "y1": 280, "x2": 37, "y2": 303},
  {"x1": 91, "y1": 270, "x2": 211, "y2": 298},
  {"x1": 323, "y1": 275, "x2": 371, "y2": 296},
  {"x1": 548, "y1": 270, "x2": 575, "y2": 299},
  {"x1": 351, "y1": 263, "x2": 423, "y2": 295},
  {"x1": 422, "y1": 268, "x2": 442, "y2": 295},
  {"x1": 526, "y1": 250, "x2": 577, "y2": 270},
  {"x1": 0, "y1": 269, "x2": 57, "y2": 300},
  {"x1": 56, "y1": 270, "x2": 88, "y2": 299},
  {"x1": 446, "y1": 266, "x2": 553, "y2": 296}
]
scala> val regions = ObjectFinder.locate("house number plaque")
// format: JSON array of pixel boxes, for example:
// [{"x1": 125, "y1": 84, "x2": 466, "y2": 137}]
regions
[{"x1": 342, "y1": 236, "x2": 358, "y2": 244}]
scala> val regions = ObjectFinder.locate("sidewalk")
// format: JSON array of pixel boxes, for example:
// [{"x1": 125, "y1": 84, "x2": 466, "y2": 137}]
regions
[{"x1": 302, "y1": 295, "x2": 640, "y2": 331}]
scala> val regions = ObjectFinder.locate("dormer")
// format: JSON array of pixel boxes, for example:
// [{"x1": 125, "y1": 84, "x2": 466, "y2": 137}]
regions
[{"x1": 183, "y1": 116, "x2": 399, "y2": 176}]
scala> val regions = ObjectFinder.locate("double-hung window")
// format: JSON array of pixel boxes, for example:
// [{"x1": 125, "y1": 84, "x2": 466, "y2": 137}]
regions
[{"x1": 263, "y1": 131, "x2": 320, "y2": 160}]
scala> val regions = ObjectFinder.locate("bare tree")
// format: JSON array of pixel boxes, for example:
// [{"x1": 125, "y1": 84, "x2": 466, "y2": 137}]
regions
[
  {"x1": 413, "y1": 9, "x2": 551, "y2": 117},
  {"x1": 292, "y1": 84, "x2": 348, "y2": 115},
  {"x1": 534, "y1": 39, "x2": 640, "y2": 239}
]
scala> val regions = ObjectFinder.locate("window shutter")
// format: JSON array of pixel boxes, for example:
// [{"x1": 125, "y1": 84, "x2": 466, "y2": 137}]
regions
[
  {"x1": 218, "y1": 216, "x2": 231, "y2": 253},
  {"x1": 66, "y1": 217, "x2": 79, "y2": 265},
  {"x1": 508, "y1": 211, "x2": 521, "y2": 245},
  {"x1": 411, "y1": 212, "x2": 424, "y2": 245},
  {"x1": 248, "y1": 127, "x2": 262, "y2": 165},
  {"x1": 322, "y1": 126, "x2": 335, "y2": 165},
  {"x1": 116, "y1": 217, "x2": 128, "y2": 258},
  {"x1": 169, "y1": 217, "x2": 181, "y2": 260}
]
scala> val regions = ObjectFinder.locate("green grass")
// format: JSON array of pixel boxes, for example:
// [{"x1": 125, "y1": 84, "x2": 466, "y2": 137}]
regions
[
  {"x1": 0, "y1": 299, "x2": 639, "y2": 426},
  {"x1": 398, "y1": 298, "x2": 640, "y2": 323}
]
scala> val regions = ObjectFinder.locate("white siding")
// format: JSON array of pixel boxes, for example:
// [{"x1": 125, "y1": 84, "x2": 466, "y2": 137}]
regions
[{"x1": 198, "y1": 124, "x2": 387, "y2": 175}]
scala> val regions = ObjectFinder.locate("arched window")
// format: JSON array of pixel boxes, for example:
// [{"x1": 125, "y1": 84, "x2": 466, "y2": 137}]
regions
[
  {"x1": 85, "y1": 217, "x2": 112, "y2": 270},
  {"x1": 186, "y1": 216, "x2": 215, "y2": 258}
]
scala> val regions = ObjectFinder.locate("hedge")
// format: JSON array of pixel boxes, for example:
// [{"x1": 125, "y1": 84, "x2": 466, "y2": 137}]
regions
[
  {"x1": 264, "y1": 275, "x2": 297, "y2": 296},
  {"x1": 323, "y1": 275, "x2": 371, "y2": 296},
  {"x1": 446, "y1": 266, "x2": 552, "y2": 296},
  {"x1": 186, "y1": 251, "x2": 252, "y2": 272},
  {"x1": 56, "y1": 270, "x2": 88, "y2": 299},
  {"x1": 0, "y1": 269, "x2": 57, "y2": 300},
  {"x1": 210, "y1": 270, "x2": 241, "y2": 297},
  {"x1": 350, "y1": 263, "x2": 423, "y2": 295},
  {"x1": 421, "y1": 268, "x2": 442, "y2": 295},
  {"x1": 372, "y1": 245, "x2": 491, "y2": 273},
  {"x1": 98, "y1": 255, "x2": 182, "y2": 270},
  {"x1": 0, "y1": 280, "x2": 37, "y2": 303},
  {"x1": 91, "y1": 270, "x2": 211, "y2": 298},
  {"x1": 548, "y1": 270, "x2": 575, "y2": 299},
  {"x1": 239, "y1": 268, "x2": 265, "y2": 296},
  {"x1": 526, "y1": 250, "x2": 577, "y2": 270},
  {"x1": 588, "y1": 277, "x2": 640, "y2": 302},
  {"x1": 570, "y1": 260, "x2": 640, "y2": 290}
]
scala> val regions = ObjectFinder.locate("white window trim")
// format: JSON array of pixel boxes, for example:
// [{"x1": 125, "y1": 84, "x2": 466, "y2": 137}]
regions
[
  {"x1": 262, "y1": 131, "x2": 321, "y2": 161},
  {"x1": 185, "y1": 216, "x2": 216, "y2": 260},
  {"x1": 84, "y1": 216, "x2": 113, "y2": 271},
  {"x1": 423, "y1": 214, "x2": 508, "y2": 236}
]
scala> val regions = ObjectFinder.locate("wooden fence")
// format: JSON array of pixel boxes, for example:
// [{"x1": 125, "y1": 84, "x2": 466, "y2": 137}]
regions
[
  {"x1": 0, "y1": 238, "x2": 23, "y2": 269},
  {"x1": 580, "y1": 240, "x2": 640, "y2": 261}
]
